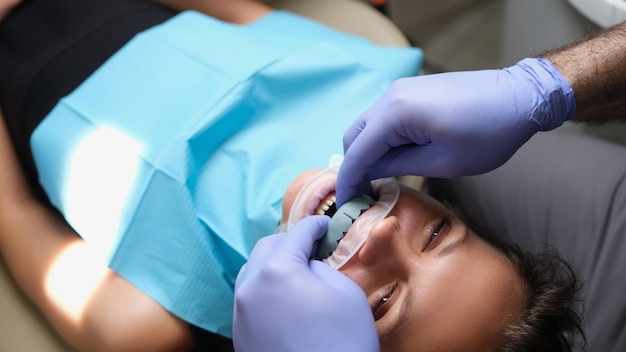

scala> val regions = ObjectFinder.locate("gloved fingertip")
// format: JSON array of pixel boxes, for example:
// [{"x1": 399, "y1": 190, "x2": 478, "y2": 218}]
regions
[
  {"x1": 310, "y1": 214, "x2": 330, "y2": 238},
  {"x1": 334, "y1": 190, "x2": 350, "y2": 208},
  {"x1": 336, "y1": 180, "x2": 371, "y2": 207},
  {"x1": 285, "y1": 215, "x2": 330, "y2": 256},
  {"x1": 355, "y1": 180, "x2": 372, "y2": 198}
]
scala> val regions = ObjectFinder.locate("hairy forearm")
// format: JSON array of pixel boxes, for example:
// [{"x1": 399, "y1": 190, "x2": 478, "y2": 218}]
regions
[{"x1": 540, "y1": 22, "x2": 626, "y2": 122}]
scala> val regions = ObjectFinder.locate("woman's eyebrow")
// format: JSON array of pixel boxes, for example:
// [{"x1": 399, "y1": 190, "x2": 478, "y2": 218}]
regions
[{"x1": 439, "y1": 228, "x2": 469, "y2": 256}]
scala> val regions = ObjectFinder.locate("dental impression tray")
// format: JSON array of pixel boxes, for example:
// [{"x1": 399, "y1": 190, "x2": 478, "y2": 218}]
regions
[{"x1": 315, "y1": 195, "x2": 376, "y2": 259}]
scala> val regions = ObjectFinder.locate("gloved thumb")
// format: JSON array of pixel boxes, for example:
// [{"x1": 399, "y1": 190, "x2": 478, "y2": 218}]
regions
[{"x1": 282, "y1": 215, "x2": 330, "y2": 261}]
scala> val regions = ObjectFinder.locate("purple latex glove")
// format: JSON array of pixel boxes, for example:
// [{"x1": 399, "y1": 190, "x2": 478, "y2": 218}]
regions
[
  {"x1": 336, "y1": 58, "x2": 576, "y2": 205},
  {"x1": 233, "y1": 215, "x2": 379, "y2": 352}
]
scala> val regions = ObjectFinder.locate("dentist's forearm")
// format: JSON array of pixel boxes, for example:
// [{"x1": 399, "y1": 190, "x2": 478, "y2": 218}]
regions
[{"x1": 540, "y1": 21, "x2": 626, "y2": 122}]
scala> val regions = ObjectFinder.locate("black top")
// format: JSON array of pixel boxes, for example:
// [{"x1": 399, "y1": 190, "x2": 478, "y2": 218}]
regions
[{"x1": 0, "y1": 0, "x2": 174, "y2": 201}]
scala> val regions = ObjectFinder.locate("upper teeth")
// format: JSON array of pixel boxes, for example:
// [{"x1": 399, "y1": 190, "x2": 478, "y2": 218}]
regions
[{"x1": 315, "y1": 196, "x2": 336, "y2": 215}]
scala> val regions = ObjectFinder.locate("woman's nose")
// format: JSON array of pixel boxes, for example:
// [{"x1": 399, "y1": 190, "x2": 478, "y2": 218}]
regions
[{"x1": 357, "y1": 216, "x2": 401, "y2": 266}]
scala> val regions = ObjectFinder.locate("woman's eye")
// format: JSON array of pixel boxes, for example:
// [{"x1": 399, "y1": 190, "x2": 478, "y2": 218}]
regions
[
  {"x1": 428, "y1": 216, "x2": 450, "y2": 245},
  {"x1": 373, "y1": 284, "x2": 397, "y2": 321},
  {"x1": 376, "y1": 295, "x2": 391, "y2": 311}
]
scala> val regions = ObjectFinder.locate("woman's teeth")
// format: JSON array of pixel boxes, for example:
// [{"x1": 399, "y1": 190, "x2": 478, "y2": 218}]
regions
[{"x1": 315, "y1": 195, "x2": 337, "y2": 216}]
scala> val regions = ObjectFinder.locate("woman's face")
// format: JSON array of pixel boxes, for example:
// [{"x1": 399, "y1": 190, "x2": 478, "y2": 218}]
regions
[{"x1": 283, "y1": 171, "x2": 525, "y2": 352}]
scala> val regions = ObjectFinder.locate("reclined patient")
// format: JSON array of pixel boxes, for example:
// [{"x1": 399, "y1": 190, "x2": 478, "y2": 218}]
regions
[{"x1": 0, "y1": 0, "x2": 583, "y2": 351}]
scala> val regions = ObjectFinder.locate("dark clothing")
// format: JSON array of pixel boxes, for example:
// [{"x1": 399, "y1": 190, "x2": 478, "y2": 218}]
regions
[{"x1": 0, "y1": 0, "x2": 174, "y2": 202}]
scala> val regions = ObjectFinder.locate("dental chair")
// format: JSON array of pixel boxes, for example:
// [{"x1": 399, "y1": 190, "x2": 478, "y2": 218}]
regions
[{"x1": 0, "y1": 1, "x2": 412, "y2": 351}]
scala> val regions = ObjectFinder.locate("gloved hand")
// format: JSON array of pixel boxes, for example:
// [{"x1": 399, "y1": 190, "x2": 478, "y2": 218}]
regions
[
  {"x1": 233, "y1": 215, "x2": 379, "y2": 352},
  {"x1": 336, "y1": 58, "x2": 577, "y2": 205}
]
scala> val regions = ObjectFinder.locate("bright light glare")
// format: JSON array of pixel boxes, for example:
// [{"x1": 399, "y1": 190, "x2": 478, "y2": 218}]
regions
[
  {"x1": 44, "y1": 241, "x2": 109, "y2": 323},
  {"x1": 64, "y1": 126, "x2": 144, "y2": 256}
]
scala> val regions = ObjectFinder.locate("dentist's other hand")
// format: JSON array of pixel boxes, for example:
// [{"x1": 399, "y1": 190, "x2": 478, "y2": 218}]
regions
[
  {"x1": 233, "y1": 215, "x2": 379, "y2": 352},
  {"x1": 336, "y1": 58, "x2": 576, "y2": 205}
]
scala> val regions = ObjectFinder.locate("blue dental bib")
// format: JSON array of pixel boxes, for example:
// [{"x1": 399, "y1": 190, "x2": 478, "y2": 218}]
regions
[{"x1": 31, "y1": 10, "x2": 422, "y2": 337}]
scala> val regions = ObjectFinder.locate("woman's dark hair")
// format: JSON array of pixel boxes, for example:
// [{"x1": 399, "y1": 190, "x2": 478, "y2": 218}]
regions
[
  {"x1": 454, "y1": 209, "x2": 587, "y2": 352},
  {"x1": 488, "y1": 239, "x2": 587, "y2": 352}
]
